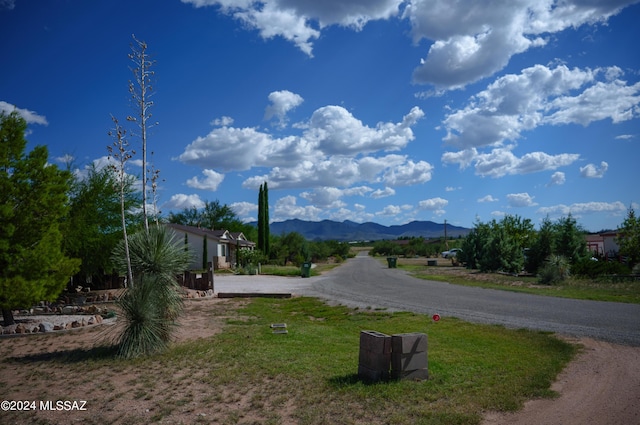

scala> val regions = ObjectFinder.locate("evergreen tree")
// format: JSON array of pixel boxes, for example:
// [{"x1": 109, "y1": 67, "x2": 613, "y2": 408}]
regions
[
  {"x1": 525, "y1": 217, "x2": 555, "y2": 273},
  {"x1": 554, "y1": 214, "x2": 587, "y2": 263},
  {"x1": 62, "y1": 163, "x2": 138, "y2": 287},
  {"x1": 264, "y1": 182, "x2": 270, "y2": 257},
  {"x1": 617, "y1": 206, "x2": 640, "y2": 267},
  {"x1": 0, "y1": 111, "x2": 80, "y2": 325},
  {"x1": 258, "y1": 183, "x2": 264, "y2": 252}
]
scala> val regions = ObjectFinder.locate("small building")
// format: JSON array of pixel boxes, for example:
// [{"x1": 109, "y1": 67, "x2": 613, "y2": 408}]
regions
[
  {"x1": 165, "y1": 223, "x2": 255, "y2": 271},
  {"x1": 585, "y1": 231, "x2": 620, "y2": 258}
]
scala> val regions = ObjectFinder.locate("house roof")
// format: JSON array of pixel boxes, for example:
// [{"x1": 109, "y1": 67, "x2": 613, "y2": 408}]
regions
[{"x1": 165, "y1": 223, "x2": 255, "y2": 247}]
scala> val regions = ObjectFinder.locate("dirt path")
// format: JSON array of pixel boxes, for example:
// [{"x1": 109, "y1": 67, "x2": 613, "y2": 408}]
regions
[{"x1": 483, "y1": 337, "x2": 640, "y2": 425}]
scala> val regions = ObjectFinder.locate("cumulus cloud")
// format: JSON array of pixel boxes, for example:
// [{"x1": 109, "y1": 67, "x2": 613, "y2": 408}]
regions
[
  {"x1": 182, "y1": 1, "x2": 634, "y2": 88},
  {"x1": 506, "y1": 192, "x2": 537, "y2": 207},
  {"x1": 210, "y1": 116, "x2": 234, "y2": 126},
  {"x1": 181, "y1": 0, "x2": 402, "y2": 56},
  {"x1": 186, "y1": 169, "x2": 225, "y2": 190},
  {"x1": 441, "y1": 65, "x2": 639, "y2": 150},
  {"x1": 537, "y1": 201, "x2": 627, "y2": 216},
  {"x1": 442, "y1": 146, "x2": 579, "y2": 178},
  {"x1": 478, "y1": 195, "x2": 498, "y2": 203},
  {"x1": 178, "y1": 95, "x2": 427, "y2": 191},
  {"x1": 230, "y1": 201, "x2": 258, "y2": 222},
  {"x1": 418, "y1": 197, "x2": 448, "y2": 213},
  {"x1": 0, "y1": 101, "x2": 48, "y2": 125},
  {"x1": 264, "y1": 90, "x2": 304, "y2": 128},
  {"x1": 273, "y1": 195, "x2": 322, "y2": 221},
  {"x1": 163, "y1": 193, "x2": 205, "y2": 210},
  {"x1": 371, "y1": 187, "x2": 395, "y2": 199},
  {"x1": 547, "y1": 171, "x2": 566, "y2": 186},
  {"x1": 580, "y1": 161, "x2": 608, "y2": 178},
  {"x1": 407, "y1": 0, "x2": 633, "y2": 89},
  {"x1": 436, "y1": 63, "x2": 639, "y2": 178}
]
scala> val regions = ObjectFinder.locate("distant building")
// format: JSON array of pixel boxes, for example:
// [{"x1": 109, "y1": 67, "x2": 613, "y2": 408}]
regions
[
  {"x1": 586, "y1": 231, "x2": 620, "y2": 258},
  {"x1": 165, "y1": 223, "x2": 255, "y2": 270}
]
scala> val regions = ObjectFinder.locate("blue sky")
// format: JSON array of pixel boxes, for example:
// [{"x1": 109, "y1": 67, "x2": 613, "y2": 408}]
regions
[{"x1": 1, "y1": 0, "x2": 639, "y2": 232}]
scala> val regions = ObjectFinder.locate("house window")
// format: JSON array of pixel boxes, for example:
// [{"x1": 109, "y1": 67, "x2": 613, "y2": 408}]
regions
[{"x1": 220, "y1": 244, "x2": 226, "y2": 257}]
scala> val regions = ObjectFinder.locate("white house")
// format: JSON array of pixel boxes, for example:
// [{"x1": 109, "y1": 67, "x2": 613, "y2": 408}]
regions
[{"x1": 165, "y1": 223, "x2": 255, "y2": 270}]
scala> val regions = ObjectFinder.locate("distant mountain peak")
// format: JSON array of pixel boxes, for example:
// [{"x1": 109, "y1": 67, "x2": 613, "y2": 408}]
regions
[{"x1": 259, "y1": 219, "x2": 470, "y2": 241}]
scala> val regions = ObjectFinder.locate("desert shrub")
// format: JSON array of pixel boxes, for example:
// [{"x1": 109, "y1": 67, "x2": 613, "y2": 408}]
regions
[
  {"x1": 538, "y1": 255, "x2": 570, "y2": 285},
  {"x1": 111, "y1": 226, "x2": 192, "y2": 358}
]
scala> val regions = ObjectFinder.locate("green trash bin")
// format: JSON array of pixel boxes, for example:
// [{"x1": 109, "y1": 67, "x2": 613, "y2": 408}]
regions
[
  {"x1": 387, "y1": 257, "x2": 397, "y2": 268},
  {"x1": 301, "y1": 262, "x2": 312, "y2": 277}
]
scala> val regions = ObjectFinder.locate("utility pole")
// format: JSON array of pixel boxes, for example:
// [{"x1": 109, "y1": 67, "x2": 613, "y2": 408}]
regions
[{"x1": 444, "y1": 219, "x2": 449, "y2": 249}]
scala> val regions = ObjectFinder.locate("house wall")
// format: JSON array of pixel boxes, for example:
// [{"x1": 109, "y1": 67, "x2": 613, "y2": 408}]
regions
[{"x1": 603, "y1": 234, "x2": 620, "y2": 256}]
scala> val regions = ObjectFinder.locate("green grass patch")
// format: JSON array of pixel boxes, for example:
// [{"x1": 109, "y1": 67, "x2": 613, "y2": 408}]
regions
[
  {"x1": 394, "y1": 258, "x2": 640, "y2": 304},
  {"x1": 165, "y1": 297, "x2": 577, "y2": 424}
]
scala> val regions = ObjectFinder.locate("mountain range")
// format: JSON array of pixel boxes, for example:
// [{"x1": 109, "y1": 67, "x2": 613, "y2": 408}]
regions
[{"x1": 262, "y1": 219, "x2": 470, "y2": 242}]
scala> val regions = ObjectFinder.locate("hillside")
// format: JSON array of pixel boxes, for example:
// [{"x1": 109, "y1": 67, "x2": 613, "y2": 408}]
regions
[{"x1": 260, "y1": 219, "x2": 470, "y2": 241}]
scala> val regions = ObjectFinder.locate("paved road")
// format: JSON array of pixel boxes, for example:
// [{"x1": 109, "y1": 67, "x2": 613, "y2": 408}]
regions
[{"x1": 216, "y1": 252, "x2": 640, "y2": 346}]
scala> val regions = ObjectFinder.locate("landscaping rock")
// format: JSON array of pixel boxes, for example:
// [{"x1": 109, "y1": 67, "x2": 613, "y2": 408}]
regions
[{"x1": 39, "y1": 322, "x2": 54, "y2": 332}]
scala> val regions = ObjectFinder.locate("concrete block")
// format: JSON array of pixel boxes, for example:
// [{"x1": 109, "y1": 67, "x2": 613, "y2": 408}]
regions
[
  {"x1": 358, "y1": 330, "x2": 391, "y2": 382},
  {"x1": 391, "y1": 333, "x2": 428, "y2": 381},
  {"x1": 391, "y1": 332, "x2": 427, "y2": 353}
]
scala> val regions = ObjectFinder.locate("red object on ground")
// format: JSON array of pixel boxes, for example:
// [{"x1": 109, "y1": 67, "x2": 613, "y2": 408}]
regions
[{"x1": 432, "y1": 314, "x2": 440, "y2": 322}]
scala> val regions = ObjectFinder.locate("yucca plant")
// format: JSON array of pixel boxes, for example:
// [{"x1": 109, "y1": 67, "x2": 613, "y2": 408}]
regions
[
  {"x1": 111, "y1": 225, "x2": 192, "y2": 358},
  {"x1": 538, "y1": 254, "x2": 570, "y2": 285}
]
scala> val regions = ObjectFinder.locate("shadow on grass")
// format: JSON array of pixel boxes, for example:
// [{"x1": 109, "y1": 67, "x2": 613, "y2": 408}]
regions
[
  {"x1": 328, "y1": 373, "x2": 400, "y2": 387},
  {"x1": 6, "y1": 344, "x2": 119, "y2": 364}
]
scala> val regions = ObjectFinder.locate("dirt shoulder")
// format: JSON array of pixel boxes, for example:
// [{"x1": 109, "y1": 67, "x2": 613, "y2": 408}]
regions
[{"x1": 483, "y1": 337, "x2": 640, "y2": 425}]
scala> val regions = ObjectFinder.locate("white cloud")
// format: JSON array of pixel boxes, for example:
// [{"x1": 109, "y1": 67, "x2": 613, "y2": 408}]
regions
[
  {"x1": 186, "y1": 169, "x2": 225, "y2": 190},
  {"x1": 615, "y1": 134, "x2": 635, "y2": 140},
  {"x1": 377, "y1": 204, "x2": 403, "y2": 216},
  {"x1": 506, "y1": 192, "x2": 537, "y2": 207},
  {"x1": 264, "y1": 90, "x2": 304, "y2": 128},
  {"x1": 445, "y1": 186, "x2": 461, "y2": 192},
  {"x1": 182, "y1": 0, "x2": 402, "y2": 56},
  {"x1": 371, "y1": 187, "x2": 395, "y2": 199},
  {"x1": 580, "y1": 161, "x2": 608, "y2": 178},
  {"x1": 230, "y1": 201, "x2": 257, "y2": 222},
  {"x1": 273, "y1": 195, "x2": 322, "y2": 221},
  {"x1": 443, "y1": 146, "x2": 580, "y2": 178},
  {"x1": 418, "y1": 197, "x2": 448, "y2": 211},
  {"x1": 0, "y1": 101, "x2": 48, "y2": 125},
  {"x1": 163, "y1": 193, "x2": 205, "y2": 210},
  {"x1": 406, "y1": 0, "x2": 634, "y2": 89},
  {"x1": 55, "y1": 154, "x2": 75, "y2": 165},
  {"x1": 382, "y1": 159, "x2": 433, "y2": 186},
  {"x1": 478, "y1": 195, "x2": 498, "y2": 203},
  {"x1": 442, "y1": 65, "x2": 598, "y2": 150},
  {"x1": 491, "y1": 210, "x2": 506, "y2": 217},
  {"x1": 547, "y1": 171, "x2": 566, "y2": 186},
  {"x1": 300, "y1": 187, "x2": 347, "y2": 208},
  {"x1": 180, "y1": 97, "x2": 426, "y2": 191},
  {"x1": 210, "y1": 116, "x2": 234, "y2": 126},
  {"x1": 306, "y1": 105, "x2": 424, "y2": 155},
  {"x1": 537, "y1": 201, "x2": 627, "y2": 216},
  {"x1": 182, "y1": 1, "x2": 636, "y2": 89}
]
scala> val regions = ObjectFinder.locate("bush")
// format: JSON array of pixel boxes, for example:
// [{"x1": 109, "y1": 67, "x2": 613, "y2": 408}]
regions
[
  {"x1": 538, "y1": 255, "x2": 570, "y2": 285},
  {"x1": 111, "y1": 226, "x2": 192, "y2": 358},
  {"x1": 572, "y1": 257, "x2": 631, "y2": 278}
]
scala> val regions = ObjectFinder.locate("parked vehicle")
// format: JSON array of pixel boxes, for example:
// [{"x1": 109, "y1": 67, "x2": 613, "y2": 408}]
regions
[{"x1": 441, "y1": 248, "x2": 462, "y2": 258}]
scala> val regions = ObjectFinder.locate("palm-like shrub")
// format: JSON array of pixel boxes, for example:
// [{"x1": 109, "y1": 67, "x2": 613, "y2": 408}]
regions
[
  {"x1": 538, "y1": 255, "x2": 570, "y2": 285},
  {"x1": 111, "y1": 226, "x2": 192, "y2": 358}
]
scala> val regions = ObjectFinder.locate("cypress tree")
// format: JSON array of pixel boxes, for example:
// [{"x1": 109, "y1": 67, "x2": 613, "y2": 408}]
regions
[
  {"x1": 258, "y1": 183, "x2": 264, "y2": 252},
  {"x1": 264, "y1": 182, "x2": 270, "y2": 257}
]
